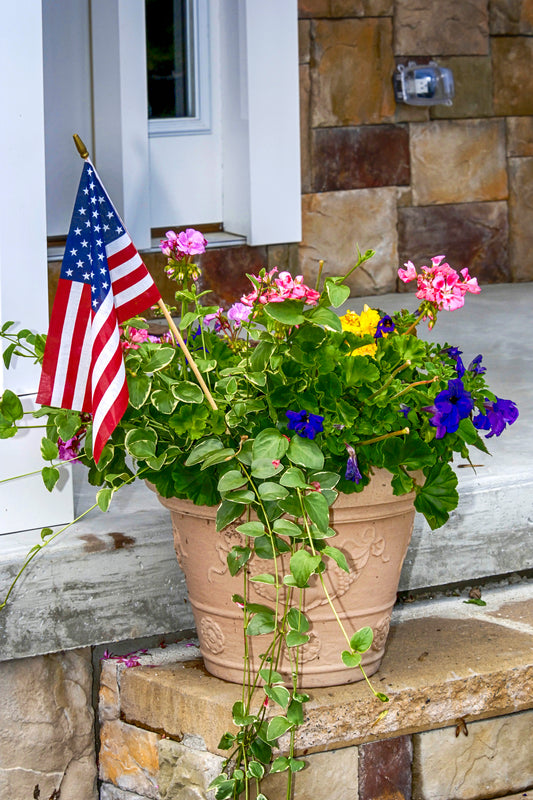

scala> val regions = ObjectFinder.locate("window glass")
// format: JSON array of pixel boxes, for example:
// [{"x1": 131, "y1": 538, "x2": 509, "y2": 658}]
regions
[{"x1": 146, "y1": 0, "x2": 195, "y2": 119}]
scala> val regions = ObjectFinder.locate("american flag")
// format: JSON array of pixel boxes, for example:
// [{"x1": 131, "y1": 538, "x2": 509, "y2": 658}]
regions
[{"x1": 37, "y1": 161, "x2": 161, "y2": 463}]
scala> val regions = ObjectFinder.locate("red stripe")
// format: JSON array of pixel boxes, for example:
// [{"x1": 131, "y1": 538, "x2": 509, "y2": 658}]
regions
[
  {"x1": 92, "y1": 382, "x2": 129, "y2": 464},
  {"x1": 118, "y1": 282, "x2": 161, "y2": 323},
  {"x1": 37, "y1": 280, "x2": 72, "y2": 405},
  {"x1": 111, "y1": 263, "x2": 149, "y2": 297},
  {"x1": 107, "y1": 240, "x2": 137, "y2": 269}
]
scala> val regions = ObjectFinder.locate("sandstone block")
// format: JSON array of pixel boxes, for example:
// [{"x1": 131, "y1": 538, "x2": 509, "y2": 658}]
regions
[
  {"x1": 493, "y1": 37, "x2": 533, "y2": 116},
  {"x1": 0, "y1": 649, "x2": 97, "y2": 800},
  {"x1": 507, "y1": 117, "x2": 533, "y2": 157},
  {"x1": 312, "y1": 19, "x2": 395, "y2": 126},
  {"x1": 410, "y1": 120, "x2": 507, "y2": 206},
  {"x1": 100, "y1": 657, "x2": 121, "y2": 722},
  {"x1": 99, "y1": 719, "x2": 161, "y2": 799},
  {"x1": 100, "y1": 786, "x2": 152, "y2": 800},
  {"x1": 509, "y1": 157, "x2": 533, "y2": 281},
  {"x1": 298, "y1": 19, "x2": 310, "y2": 64},
  {"x1": 299, "y1": 188, "x2": 398, "y2": 295},
  {"x1": 430, "y1": 57, "x2": 493, "y2": 119},
  {"x1": 394, "y1": 0, "x2": 489, "y2": 56},
  {"x1": 490, "y1": 0, "x2": 533, "y2": 34},
  {"x1": 398, "y1": 201, "x2": 510, "y2": 286},
  {"x1": 412, "y1": 710, "x2": 533, "y2": 800},
  {"x1": 197, "y1": 245, "x2": 268, "y2": 307},
  {"x1": 359, "y1": 735, "x2": 412, "y2": 800},
  {"x1": 267, "y1": 243, "x2": 300, "y2": 274},
  {"x1": 311, "y1": 124, "x2": 410, "y2": 192},
  {"x1": 300, "y1": 64, "x2": 312, "y2": 194},
  {"x1": 260, "y1": 746, "x2": 359, "y2": 800},
  {"x1": 299, "y1": 0, "x2": 393, "y2": 17},
  {"x1": 158, "y1": 739, "x2": 224, "y2": 800}
]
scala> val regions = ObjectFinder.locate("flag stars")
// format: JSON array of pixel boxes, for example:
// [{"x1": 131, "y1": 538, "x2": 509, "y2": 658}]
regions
[
  {"x1": 98, "y1": 253, "x2": 104, "y2": 261},
  {"x1": 70, "y1": 248, "x2": 77, "y2": 256},
  {"x1": 94, "y1": 225, "x2": 100, "y2": 233},
  {"x1": 79, "y1": 207, "x2": 86, "y2": 215},
  {"x1": 81, "y1": 240, "x2": 88, "y2": 248},
  {"x1": 116, "y1": 226, "x2": 123, "y2": 234},
  {"x1": 92, "y1": 210, "x2": 98, "y2": 218},
  {"x1": 102, "y1": 281, "x2": 109, "y2": 289},
  {"x1": 100, "y1": 267, "x2": 106, "y2": 275},
  {"x1": 74, "y1": 227, "x2": 82, "y2": 235},
  {"x1": 83, "y1": 272, "x2": 90, "y2": 280},
  {"x1": 76, "y1": 260, "x2": 84, "y2": 269},
  {"x1": 66, "y1": 269, "x2": 73, "y2": 277},
  {"x1": 103, "y1": 224, "x2": 110, "y2": 232},
  {"x1": 96, "y1": 239, "x2": 103, "y2": 247}
]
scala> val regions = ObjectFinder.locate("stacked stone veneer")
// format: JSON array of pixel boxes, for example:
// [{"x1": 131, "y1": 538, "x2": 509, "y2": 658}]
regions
[{"x1": 146, "y1": 0, "x2": 533, "y2": 308}]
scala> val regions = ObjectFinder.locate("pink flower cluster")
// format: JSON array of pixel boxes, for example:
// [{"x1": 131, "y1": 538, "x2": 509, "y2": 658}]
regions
[
  {"x1": 241, "y1": 268, "x2": 320, "y2": 307},
  {"x1": 398, "y1": 256, "x2": 480, "y2": 312},
  {"x1": 120, "y1": 327, "x2": 172, "y2": 350},
  {"x1": 160, "y1": 228, "x2": 207, "y2": 258}
]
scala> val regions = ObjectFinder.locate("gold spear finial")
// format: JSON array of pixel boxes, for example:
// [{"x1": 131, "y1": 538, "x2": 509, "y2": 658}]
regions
[{"x1": 73, "y1": 134, "x2": 89, "y2": 160}]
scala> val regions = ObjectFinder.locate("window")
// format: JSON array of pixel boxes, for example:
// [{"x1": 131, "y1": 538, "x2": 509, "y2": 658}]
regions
[{"x1": 146, "y1": 0, "x2": 211, "y2": 137}]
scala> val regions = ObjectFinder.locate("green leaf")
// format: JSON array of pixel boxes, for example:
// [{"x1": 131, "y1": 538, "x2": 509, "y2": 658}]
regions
[
  {"x1": 217, "y1": 733, "x2": 236, "y2": 750},
  {"x1": 97, "y1": 487, "x2": 113, "y2": 512},
  {"x1": 266, "y1": 717, "x2": 293, "y2": 742},
  {"x1": 325, "y1": 280, "x2": 351, "y2": 307},
  {"x1": 259, "y1": 668, "x2": 284, "y2": 684},
  {"x1": 40, "y1": 437, "x2": 59, "y2": 461},
  {"x1": 247, "y1": 761, "x2": 265, "y2": 780},
  {"x1": 251, "y1": 458, "x2": 284, "y2": 479},
  {"x1": 223, "y1": 489, "x2": 255, "y2": 504},
  {"x1": 56, "y1": 413, "x2": 82, "y2": 443},
  {"x1": 40, "y1": 527, "x2": 53, "y2": 541},
  {"x1": 263, "y1": 300, "x2": 305, "y2": 326},
  {"x1": 0, "y1": 390, "x2": 23, "y2": 422},
  {"x1": 264, "y1": 684, "x2": 290, "y2": 708},
  {"x1": 376, "y1": 692, "x2": 389, "y2": 703},
  {"x1": 258, "y1": 482, "x2": 288, "y2": 501},
  {"x1": 341, "y1": 650, "x2": 362, "y2": 668},
  {"x1": 127, "y1": 375, "x2": 151, "y2": 409},
  {"x1": 125, "y1": 427, "x2": 157, "y2": 459},
  {"x1": 269, "y1": 756, "x2": 290, "y2": 773},
  {"x1": 305, "y1": 305, "x2": 342, "y2": 331},
  {"x1": 457, "y1": 417, "x2": 483, "y2": 445},
  {"x1": 287, "y1": 608, "x2": 310, "y2": 633},
  {"x1": 463, "y1": 598, "x2": 487, "y2": 607},
  {"x1": 217, "y1": 470, "x2": 246, "y2": 493},
  {"x1": 250, "y1": 738, "x2": 272, "y2": 765},
  {"x1": 246, "y1": 611, "x2": 276, "y2": 636},
  {"x1": 41, "y1": 466, "x2": 60, "y2": 492},
  {"x1": 349, "y1": 626, "x2": 373, "y2": 653},
  {"x1": 172, "y1": 381, "x2": 204, "y2": 404},
  {"x1": 151, "y1": 389, "x2": 177, "y2": 414},
  {"x1": 273, "y1": 518, "x2": 303, "y2": 538},
  {"x1": 279, "y1": 467, "x2": 307, "y2": 488},
  {"x1": 287, "y1": 436, "x2": 324, "y2": 470},
  {"x1": 285, "y1": 631, "x2": 309, "y2": 648},
  {"x1": 252, "y1": 428, "x2": 290, "y2": 461},
  {"x1": 231, "y1": 701, "x2": 256, "y2": 726},
  {"x1": 236, "y1": 521, "x2": 266, "y2": 538},
  {"x1": 290, "y1": 549, "x2": 322, "y2": 587},
  {"x1": 303, "y1": 491, "x2": 330, "y2": 532},
  {"x1": 214, "y1": 780, "x2": 236, "y2": 800},
  {"x1": 289, "y1": 758, "x2": 306, "y2": 773},
  {"x1": 250, "y1": 573, "x2": 276, "y2": 584},
  {"x1": 143, "y1": 346, "x2": 175, "y2": 373},
  {"x1": 227, "y1": 546, "x2": 251, "y2": 576},
  {"x1": 286, "y1": 699, "x2": 304, "y2": 726},
  {"x1": 200, "y1": 448, "x2": 236, "y2": 470},
  {"x1": 309, "y1": 470, "x2": 340, "y2": 489},
  {"x1": 185, "y1": 438, "x2": 223, "y2": 466},
  {"x1": 321, "y1": 545, "x2": 349, "y2": 573},
  {"x1": 414, "y1": 462, "x2": 459, "y2": 530},
  {"x1": 216, "y1": 500, "x2": 243, "y2": 532}
]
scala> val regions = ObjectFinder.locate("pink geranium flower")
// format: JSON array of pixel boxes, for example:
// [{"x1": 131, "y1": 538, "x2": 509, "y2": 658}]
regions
[{"x1": 398, "y1": 256, "x2": 481, "y2": 317}]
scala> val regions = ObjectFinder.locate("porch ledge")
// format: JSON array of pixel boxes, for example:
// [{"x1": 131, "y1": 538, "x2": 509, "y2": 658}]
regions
[{"x1": 111, "y1": 582, "x2": 533, "y2": 755}]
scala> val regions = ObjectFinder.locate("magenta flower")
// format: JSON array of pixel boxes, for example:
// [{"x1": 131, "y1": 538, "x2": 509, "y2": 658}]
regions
[
  {"x1": 58, "y1": 434, "x2": 83, "y2": 462},
  {"x1": 227, "y1": 302, "x2": 252, "y2": 325},
  {"x1": 175, "y1": 228, "x2": 208, "y2": 256},
  {"x1": 398, "y1": 256, "x2": 481, "y2": 317}
]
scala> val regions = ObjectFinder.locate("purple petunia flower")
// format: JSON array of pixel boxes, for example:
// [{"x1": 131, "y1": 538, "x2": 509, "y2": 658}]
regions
[
  {"x1": 345, "y1": 444, "x2": 362, "y2": 483},
  {"x1": 427, "y1": 377, "x2": 474, "y2": 438},
  {"x1": 374, "y1": 315, "x2": 395, "y2": 339},
  {"x1": 286, "y1": 409, "x2": 324, "y2": 440},
  {"x1": 473, "y1": 397, "x2": 519, "y2": 438},
  {"x1": 468, "y1": 354, "x2": 486, "y2": 375},
  {"x1": 442, "y1": 346, "x2": 465, "y2": 378},
  {"x1": 227, "y1": 302, "x2": 252, "y2": 325}
]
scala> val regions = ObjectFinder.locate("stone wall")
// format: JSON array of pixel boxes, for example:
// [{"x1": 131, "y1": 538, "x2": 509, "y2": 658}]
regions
[{"x1": 169, "y1": 0, "x2": 533, "y2": 305}]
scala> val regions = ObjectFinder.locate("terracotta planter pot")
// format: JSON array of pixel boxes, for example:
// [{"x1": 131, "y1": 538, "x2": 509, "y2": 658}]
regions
[{"x1": 151, "y1": 471, "x2": 416, "y2": 688}]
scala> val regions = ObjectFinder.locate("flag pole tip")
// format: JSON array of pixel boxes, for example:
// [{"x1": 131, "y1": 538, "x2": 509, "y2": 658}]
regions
[{"x1": 73, "y1": 134, "x2": 89, "y2": 160}]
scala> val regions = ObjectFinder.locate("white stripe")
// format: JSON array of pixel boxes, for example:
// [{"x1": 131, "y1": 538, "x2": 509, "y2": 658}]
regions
[
  {"x1": 50, "y1": 283, "x2": 84, "y2": 409},
  {"x1": 91, "y1": 291, "x2": 117, "y2": 390},
  {"x1": 114, "y1": 273, "x2": 155, "y2": 309},
  {"x1": 71, "y1": 315, "x2": 92, "y2": 409},
  {"x1": 108, "y1": 251, "x2": 143, "y2": 283},
  {"x1": 106, "y1": 231, "x2": 132, "y2": 258}
]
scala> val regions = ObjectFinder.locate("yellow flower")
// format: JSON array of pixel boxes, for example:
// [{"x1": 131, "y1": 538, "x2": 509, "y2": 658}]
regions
[{"x1": 340, "y1": 305, "x2": 381, "y2": 356}]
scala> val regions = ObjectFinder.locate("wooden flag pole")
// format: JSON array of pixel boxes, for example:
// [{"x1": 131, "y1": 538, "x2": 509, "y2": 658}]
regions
[{"x1": 72, "y1": 134, "x2": 218, "y2": 412}]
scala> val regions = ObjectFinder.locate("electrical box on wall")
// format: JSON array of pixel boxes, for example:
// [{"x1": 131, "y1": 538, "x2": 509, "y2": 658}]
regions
[{"x1": 393, "y1": 61, "x2": 454, "y2": 107}]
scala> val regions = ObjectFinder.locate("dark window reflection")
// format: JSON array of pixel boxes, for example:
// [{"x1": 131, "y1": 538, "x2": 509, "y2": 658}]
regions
[{"x1": 146, "y1": 0, "x2": 195, "y2": 119}]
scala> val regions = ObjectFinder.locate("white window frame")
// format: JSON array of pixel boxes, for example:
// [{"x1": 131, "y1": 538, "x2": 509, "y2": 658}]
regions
[{"x1": 148, "y1": 0, "x2": 212, "y2": 137}]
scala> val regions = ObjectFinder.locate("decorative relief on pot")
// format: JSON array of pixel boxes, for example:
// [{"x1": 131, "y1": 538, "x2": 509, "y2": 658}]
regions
[
  {"x1": 282, "y1": 630, "x2": 321, "y2": 664},
  {"x1": 171, "y1": 518, "x2": 189, "y2": 568},
  {"x1": 200, "y1": 616, "x2": 226, "y2": 654},
  {"x1": 207, "y1": 526, "x2": 246, "y2": 582},
  {"x1": 371, "y1": 614, "x2": 391, "y2": 652}
]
